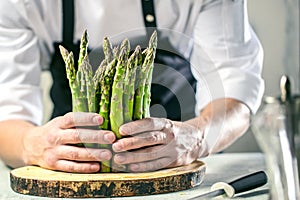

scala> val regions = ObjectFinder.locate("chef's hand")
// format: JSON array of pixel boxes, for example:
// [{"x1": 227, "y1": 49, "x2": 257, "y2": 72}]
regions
[
  {"x1": 22, "y1": 112, "x2": 116, "y2": 173},
  {"x1": 112, "y1": 117, "x2": 207, "y2": 172}
]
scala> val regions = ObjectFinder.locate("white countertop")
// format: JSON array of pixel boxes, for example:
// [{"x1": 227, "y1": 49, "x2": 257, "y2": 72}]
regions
[{"x1": 0, "y1": 153, "x2": 269, "y2": 200}]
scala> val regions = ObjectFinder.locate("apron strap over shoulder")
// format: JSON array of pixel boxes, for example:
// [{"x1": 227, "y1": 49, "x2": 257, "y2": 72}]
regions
[
  {"x1": 62, "y1": 0, "x2": 75, "y2": 44},
  {"x1": 49, "y1": 0, "x2": 79, "y2": 119},
  {"x1": 141, "y1": 0, "x2": 157, "y2": 28},
  {"x1": 141, "y1": 0, "x2": 197, "y2": 121}
]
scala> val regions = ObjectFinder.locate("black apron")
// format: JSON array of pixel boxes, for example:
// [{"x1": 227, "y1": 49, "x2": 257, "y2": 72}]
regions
[
  {"x1": 50, "y1": 0, "x2": 197, "y2": 121},
  {"x1": 50, "y1": 0, "x2": 79, "y2": 118}
]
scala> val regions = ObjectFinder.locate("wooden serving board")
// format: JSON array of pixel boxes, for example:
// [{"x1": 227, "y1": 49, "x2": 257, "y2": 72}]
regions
[{"x1": 10, "y1": 160, "x2": 205, "y2": 198}]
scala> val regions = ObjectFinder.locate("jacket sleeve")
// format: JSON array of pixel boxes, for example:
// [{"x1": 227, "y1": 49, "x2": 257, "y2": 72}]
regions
[
  {"x1": 190, "y1": 0, "x2": 265, "y2": 114},
  {"x1": 0, "y1": 0, "x2": 43, "y2": 125}
]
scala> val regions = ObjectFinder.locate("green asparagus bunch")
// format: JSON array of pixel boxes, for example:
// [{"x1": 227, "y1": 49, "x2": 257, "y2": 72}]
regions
[{"x1": 60, "y1": 30, "x2": 157, "y2": 172}]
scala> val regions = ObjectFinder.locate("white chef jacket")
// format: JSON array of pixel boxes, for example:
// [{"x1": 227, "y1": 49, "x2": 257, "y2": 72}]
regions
[{"x1": 0, "y1": 0, "x2": 264, "y2": 126}]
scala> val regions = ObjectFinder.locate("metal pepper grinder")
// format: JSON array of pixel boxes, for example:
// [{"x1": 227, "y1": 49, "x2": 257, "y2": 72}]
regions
[{"x1": 251, "y1": 75, "x2": 300, "y2": 200}]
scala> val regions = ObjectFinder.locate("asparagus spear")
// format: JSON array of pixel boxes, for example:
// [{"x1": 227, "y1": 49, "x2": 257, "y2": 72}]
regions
[
  {"x1": 98, "y1": 46, "x2": 119, "y2": 173},
  {"x1": 81, "y1": 57, "x2": 96, "y2": 113},
  {"x1": 59, "y1": 46, "x2": 76, "y2": 87},
  {"x1": 59, "y1": 31, "x2": 89, "y2": 113},
  {"x1": 96, "y1": 36, "x2": 114, "y2": 115},
  {"x1": 142, "y1": 63, "x2": 153, "y2": 117},
  {"x1": 148, "y1": 31, "x2": 158, "y2": 52},
  {"x1": 93, "y1": 60, "x2": 106, "y2": 113},
  {"x1": 93, "y1": 65, "x2": 110, "y2": 172},
  {"x1": 109, "y1": 46, "x2": 130, "y2": 172},
  {"x1": 123, "y1": 45, "x2": 142, "y2": 123},
  {"x1": 60, "y1": 45, "x2": 90, "y2": 147},
  {"x1": 74, "y1": 58, "x2": 89, "y2": 112},
  {"x1": 108, "y1": 38, "x2": 130, "y2": 134},
  {"x1": 109, "y1": 43, "x2": 134, "y2": 172},
  {"x1": 133, "y1": 48, "x2": 154, "y2": 120},
  {"x1": 110, "y1": 48, "x2": 127, "y2": 139},
  {"x1": 143, "y1": 31, "x2": 157, "y2": 117},
  {"x1": 103, "y1": 37, "x2": 114, "y2": 64},
  {"x1": 78, "y1": 56, "x2": 99, "y2": 148},
  {"x1": 59, "y1": 46, "x2": 73, "y2": 79},
  {"x1": 120, "y1": 38, "x2": 130, "y2": 58},
  {"x1": 78, "y1": 30, "x2": 88, "y2": 68},
  {"x1": 99, "y1": 48, "x2": 119, "y2": 130},
  {"x1": 60, "y1": 50, "x2": 87, "y2": 112}
]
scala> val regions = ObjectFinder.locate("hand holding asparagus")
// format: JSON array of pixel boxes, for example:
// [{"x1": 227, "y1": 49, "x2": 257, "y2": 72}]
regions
[{"x1": 59, "y1": 30, "x2": 157, "y2": 172}]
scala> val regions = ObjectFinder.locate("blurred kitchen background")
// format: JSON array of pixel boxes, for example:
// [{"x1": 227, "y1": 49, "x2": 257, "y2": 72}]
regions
[
  {"x1": 40, "y1": 0, "x2": 299, "y2": 152},
  {"x1": 225, "y1": 0, "x2": 299, "y2": 152}
]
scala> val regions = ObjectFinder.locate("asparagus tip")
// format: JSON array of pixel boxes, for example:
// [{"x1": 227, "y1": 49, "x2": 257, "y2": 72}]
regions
[
  {"x1": 120, "y1": 38, "x2": 130, "y2": 52},
  {"x1": 59, "y1": 45, "x2": 69, "y2": 56},
  {"x1": 149, "y1": 31, "x2": 158, "y2": 50},
  {"x1": 83, "y1": 29, "x2": 88, "y2": 37}
]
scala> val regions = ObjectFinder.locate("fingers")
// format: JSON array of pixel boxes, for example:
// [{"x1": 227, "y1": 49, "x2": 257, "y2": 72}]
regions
[
  {"x1": 42, "y1": 145, "x2": 112, "y2": 173},
  {"x1": 114, "y1": 145, "x2": 176, "y2": 172},
  {"x1": 112, "y1": 130, "x2": 174, "y2": 152},
  {"x1": 128, "y1": 157, "x2": 175, "y2": 172},
  {"x1": 56, "y1": 145, "x2": 112, "y2": 162},
  {"x1": 54, "y1": 129, "x2": 116, "y2": 145},
  {"x1": 113, "y1": 144, "x2": 193, "y2": 172},
  {"x1": 53, "y1": 112, "x2": 103, "y2": 129},
  {"x1": 119, "y1": 117, "x2": 172, "y2": 136},
  {"x1": 52, "y1": 160, "x2": 100, "y2": 173},
  {"x1": 114, "y1": 145, "x2": 171, "y2": 164},
  {"x1": 113, "y1": 118, "x2": 174, "y2": 152}
]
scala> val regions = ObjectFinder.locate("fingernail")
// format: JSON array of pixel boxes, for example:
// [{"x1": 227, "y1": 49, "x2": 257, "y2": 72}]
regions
[
  {"x1": 90, "y1": 163, "x2": 100, "y2": 171},
  {"x1": 119, "y1": 126, "x2": 130, "y2": 134},
  {"x1": 113, "y1": 143, "x2": 122, "y2": 152},
  {"x1": 104, "y1": 134, "x2": 115, "y2": 143},
  {"x1": 131, "y1": 164, "x2": 139, "y2": 171},
  {"x1": 114, "y1": 155, "x2": 126, "y2": 163},
  {"x1": 93, "y1": 115, "x2": 102, "y2": 124},
  {"x1": 101, "y1": 151, "x2": 111, "y2": 160}
]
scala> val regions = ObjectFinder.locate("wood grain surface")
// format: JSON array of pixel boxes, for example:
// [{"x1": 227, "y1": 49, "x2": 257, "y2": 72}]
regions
[{"x1": 10, "y1": 160, "x2": 206, "y2": 198}]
